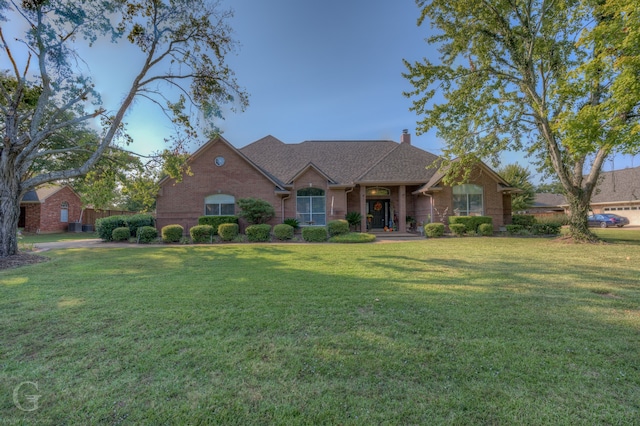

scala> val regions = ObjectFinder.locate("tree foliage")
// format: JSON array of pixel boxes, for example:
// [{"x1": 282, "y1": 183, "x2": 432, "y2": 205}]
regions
[
  {"x1": 0, "y1": 0, "x2": 247, "y2": 256},
  {"x1": 404, "y1": 0, "x2": 640, "y2": 242},
  {"x1": 498, "y1": 163, "x2": 535, "y2": 212}
]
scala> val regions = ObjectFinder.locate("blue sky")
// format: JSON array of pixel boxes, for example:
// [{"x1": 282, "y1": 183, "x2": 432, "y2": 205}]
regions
[{"x1": 5, "y1": 0, "x2": 638, "y2": 180}]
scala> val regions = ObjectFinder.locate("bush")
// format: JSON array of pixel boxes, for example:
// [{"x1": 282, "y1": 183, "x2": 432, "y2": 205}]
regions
[
  {"x1": 302, "y1": 227, "x2": 327, "y2": 242},
  {"x1": 237, "y1": 198, "x2": 275, "y2": 224},
  {"x1": 161, "y1": 224, "x2": 183, "y2": 243},
  {"x1": 190, "y1": 225, "x2": 214, "y2": 243},
  {"x1": 273, "y1": 224, "x2": 294, "y2": 241},
  {"x1": 283, "y1": 218, "x2": 300, "y2": 229},
  {"x1": 126, "y1": 214, "x2": 155, "y2": 236},
  {"x1": 137, "y1": 226, "x2": 158, "y2": 243},
  {"x1": 327, "y1": 219, "x2": 350, "y2": 237},
  {"x1": 245, "y1": 224, "x2": 272, "y2": 242},
  {"x1": 345, "y1": 212, "x2": 362, "y2": 230},
  {"x1": 506, "y1": 224, "x2": 525, "y2": 235},
  {"x1": 531, "y1": 222, "x2": 562, "y2": 235},
  {"x1": 478, "y1": 223, "x2": 494, "y2": 236},
  {"x1": 111, "y1": 226, "x2": 131, "y2": 242},
  {"x1": 218, "y1": 223, "x2": 239, "y2": 241},
  {"x1": 449, "y1": 216, "x2": 492, "y2": 233},
  {"x1": 329, "y1": 232, "x2": 376, "y2": 243},
  {"x1": 424, "y1": 223, "x2": 445, "y2": 238},
  {"x1": 449, "y1": 223, "x2": 467, "y2": 237},
  {"x1": 512, "y1": 214, "x2": 536, "y2": 228},
  {"x1": 198, "y1": 216, "x2": 238, "y2": 235},
  {"x1": 96, "y1": 216, "x2": 128, "y2": 241}
]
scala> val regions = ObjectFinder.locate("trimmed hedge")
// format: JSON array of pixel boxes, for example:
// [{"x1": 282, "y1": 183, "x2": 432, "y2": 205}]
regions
[
  {"x1": 161, "y1": 224, "x2": 183, "y2": 243},
  {"x1": 218, "y1": 223, "x2": 239, "y2": 241},
  {"x1": 137, "y1": 226, "x2": 158, "y2": 243},
  {"x1": 126, "y1": 214, "x2": 155, "y2": 235},
  {"x1": 506, "y1": 224, "x2": 525, "y2": 235},
  {"x1": 449, "y1": 223, "x2": 466, "y2": 237},
  {"x1": 197, "y1": 216, "x2": 238, "y2": 235},
  {"x1": 302, "y1": 227, "x2": 328, "y2": 242},
  {"x1": 112, "y1": 227, "x2": 131, "y2": 242},
  {"x1": 478, "y1": 223, "x2": 494, "y2": 236},
  {"x1": 448, "y1": 216, "x2": 492, "y2": 233},
  {"x1": 245, "y1": 224, "x2": 272, "y2": 242},
  {"x1": 327, "y1": 219, "x2": 349, "y2": 237},
  {"x1": 190, "y1": 225, "x2": 214, "y2": 243},
  {"x1": 512, "y1": 214, "x2": 536, "y2": 228},
  {"x1": 424, "y1": 223, "x2": 445, "y2": 238},
  {"x1": 96, "y1": 216, "x2": 128, "y2": 241},
  {"x1": 273, "y1": 224, "x2": 294, "y2": 241}
]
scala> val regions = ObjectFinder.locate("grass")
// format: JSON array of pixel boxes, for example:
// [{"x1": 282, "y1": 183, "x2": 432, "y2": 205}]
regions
[
  {"x1": 1, "y1": 232, "x2": 639, "y2": 424},
  {"x1": 20, "y1": 231, "x2": 98, "y2": 244}
]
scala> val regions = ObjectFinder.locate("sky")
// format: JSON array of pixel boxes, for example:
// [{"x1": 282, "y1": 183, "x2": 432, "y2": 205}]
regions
[{"x1": 5, "y1": 0, "x2": 638, "y2": 181}]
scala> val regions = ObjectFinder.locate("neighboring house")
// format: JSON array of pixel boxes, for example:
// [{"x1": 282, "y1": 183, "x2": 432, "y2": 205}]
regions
[
  {"x1": 19, "y1": 184, "x2": 82, "y2": 233},
  {"x1": 529, "y1": 166, "x2": 640, "y2": 225},
  {"x1": 156, "y1": 132, "x2": 518, "y2": 233},
  {"x1": 528, "y1": 193, "x2": 567, "y2": 215}
]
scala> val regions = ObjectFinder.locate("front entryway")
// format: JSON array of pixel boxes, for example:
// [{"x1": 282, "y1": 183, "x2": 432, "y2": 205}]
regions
[{"x1": 367, "y1": 199, "x2": 390, "y2": 229}]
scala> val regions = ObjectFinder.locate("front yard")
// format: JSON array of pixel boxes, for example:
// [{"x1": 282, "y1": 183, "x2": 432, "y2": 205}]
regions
[{"x1": 1, "y1": 234, "x2": 639, "y2": 424}]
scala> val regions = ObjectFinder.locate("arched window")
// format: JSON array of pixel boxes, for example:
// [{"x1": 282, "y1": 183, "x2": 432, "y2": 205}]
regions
[
  {"x1": 453, "y1": 184, "x2": 483, "y2": 216},
  {"x1": 60, "y1": 201, "x2": 69, "y2": 222},
  {"x1": 297, "y1": 188, "x2": 325, "y2": 226},
  {"x1": 204, "y1": 194, "x2": 235, "y2": 216}
]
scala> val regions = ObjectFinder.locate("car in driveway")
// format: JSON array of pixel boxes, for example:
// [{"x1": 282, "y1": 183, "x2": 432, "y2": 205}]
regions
[{"x1": 587, "y1": 213, "x2": 630, "y2": 228}]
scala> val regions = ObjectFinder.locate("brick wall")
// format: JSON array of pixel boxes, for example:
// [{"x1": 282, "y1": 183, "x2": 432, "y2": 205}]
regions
[{"x1": 39, "y1": 186, "x2": 82, "y2": 233}]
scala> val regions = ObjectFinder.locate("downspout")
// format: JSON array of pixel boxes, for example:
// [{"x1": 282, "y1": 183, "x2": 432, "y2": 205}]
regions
[
  {"x1": 281, "y1": 194, "x2": 291, "y2": 223},
  {"x1": 424, "y1": 193, "x2": 433, "y2": 223}
]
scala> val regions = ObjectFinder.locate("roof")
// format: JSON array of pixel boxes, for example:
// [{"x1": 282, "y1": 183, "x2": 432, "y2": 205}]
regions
[
  {"x1": 239, "y1": 136, "x2": 440, "y2": 186},
  {"x1": 21, "y1": 184, "x2": 71, "y2": 203},
  {"x1": 591, "y1": 166, "x2": 640, "y2": 204},
  {"x1": 532, "y1": 193, "x2": 566, "y2": 209}
]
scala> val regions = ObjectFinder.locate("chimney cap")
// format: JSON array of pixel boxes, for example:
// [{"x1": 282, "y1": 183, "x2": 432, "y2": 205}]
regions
[{"x1": 402, "y1": 129, "x2": 408, "y2": 134}]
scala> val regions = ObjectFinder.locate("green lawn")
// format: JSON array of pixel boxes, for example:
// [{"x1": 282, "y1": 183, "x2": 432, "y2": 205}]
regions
[
  {"x1": 1, "y1": 234, "x2": 639, "y2": 424},
  {"x1": 20, "y1": 231, "x2": 98, "y2": 244}
]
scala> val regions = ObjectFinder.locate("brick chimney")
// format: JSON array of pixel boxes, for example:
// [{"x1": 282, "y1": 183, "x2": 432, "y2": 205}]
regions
[{"x1": 400, "y1": 129, "x2": 411, "y2": 144}]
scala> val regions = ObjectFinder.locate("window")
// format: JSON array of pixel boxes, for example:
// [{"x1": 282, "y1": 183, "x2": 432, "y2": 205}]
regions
[
  {"x1": 297, "y1": 187, "x2": 326, "y2": 226},
  {"x1": 60, "y1": 201, "x2": 69, "y2": 222},
  {"x1": 205, "y1": 194, "x2": 235, "y2": 216},
  {"x1": 453, "y1": 184, "x2": 483, "y2": 216}
]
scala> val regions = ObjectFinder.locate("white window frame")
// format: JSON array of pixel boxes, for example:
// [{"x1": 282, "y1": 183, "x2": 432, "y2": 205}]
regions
[
  {"x1": 296, "y1": 188, "x2": 326, "y2": 226},
  {"x1": 60, "y1": 201, "x2": 69, "y2": 222},
  {"x1": 204, "y1": 194, "x2": 235, "y2": 216},
  {"x1": 452, "y1": 184, "x2": 484, "y2": 216}
]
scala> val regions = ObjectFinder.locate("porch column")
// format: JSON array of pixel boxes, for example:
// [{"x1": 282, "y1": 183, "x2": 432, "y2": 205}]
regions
[
  {"x1": 399, "y1": 185, "x2": 407, "y2": 232},
  {"x1": 360, "y1": 185, "x2": 367, "y2": 232}
]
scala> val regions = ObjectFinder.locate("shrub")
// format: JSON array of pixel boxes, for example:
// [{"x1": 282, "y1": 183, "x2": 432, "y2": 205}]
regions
[
  {"x1": 245, "y1": 224, "x2": 272, "y2": 242},
  {"x1": 478, "y1": 223, "x2": 494, "y2": 236},
  {"x1": 327, "y1": 219, "x2": 350, "y2": 237},
  {"x1": 111, "y1": 226, "x2": 131, "y2": 242},
  {"x1": 137, "y1": 226, "x2": 158, "y2": 243},
  {"x1": 536, "y1": 214, "x2": 569, "y2": 226},
  {"x1": 345, "y1": 212, "x2": 362, "y2": 230},
  {"x1": 273, "y1": 224, "x2": 294, "y2": 241},
  {"x1": 424, "y1": 223, "x2": 445, "y2": 238},
  {"x1": 512, "y1": 214, "x2": 536, "y2": 228},
  {"x1": 449, "y1": 216, "x2": 492, "y2": 233},
  {"x1": 531, "y1": 222, "x2": 562, "y2": 235},
  {"x1": 218, "y1": 223, "x2": 239, "y2": 241},
  {"x1": 161, "y1": 224, "x2": 183, "y2": 243},
  {"x1": 198, "y1": 216, "x2": 238, "y2": 235},
  {"x1": 237, "y1": 198, "x2": 275, "y2": 224},
  {"x1": 283, "y1": 218, "x2": 300, "y2": 229},
  {"x1": 449, "y1": 223, "x2": 467, "y2": 237},
  {"x1": 506, "y1": 224, "x2": 525, "y2": 235},
  {"x1": 126, "y1": 214, "x2": 155, "y2": 236},
  {"x1": 329, "y1": 232, "x2": 376, "y2": 243},
  {"x1": 96, "y1": 215, "x2": 128, "y2": 241},
  {"x1": 190, "y1": 225, "x2": 214, "y2": 243},
  {"x1": 302, "y1": 227, "x2": 327, "y2": 242}
]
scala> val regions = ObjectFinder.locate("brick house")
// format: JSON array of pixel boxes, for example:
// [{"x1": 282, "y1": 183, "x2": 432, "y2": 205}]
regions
[
  {"x1": 19, "y1": 184, "x2": 83, "y2": 233},
  {"x1": 156, "y1": 132, "x2": 517, "y2": 233}
]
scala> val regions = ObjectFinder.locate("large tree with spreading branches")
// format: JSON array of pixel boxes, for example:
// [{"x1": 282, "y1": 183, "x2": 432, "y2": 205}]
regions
[
  {"x1": 404, "y1": 0, "x2": 639, "y2": 242},
  {"x1": 0, "y1": 0, "x2": 248, "y2": 257}
]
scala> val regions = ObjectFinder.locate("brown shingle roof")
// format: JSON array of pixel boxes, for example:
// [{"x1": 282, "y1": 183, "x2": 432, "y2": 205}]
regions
[
  {"x1": 591, "y1": 166, "x2": 640, "y2": 203},
  {"x1": 240, "y1": 138, "x2": 439, "y2": 185}
]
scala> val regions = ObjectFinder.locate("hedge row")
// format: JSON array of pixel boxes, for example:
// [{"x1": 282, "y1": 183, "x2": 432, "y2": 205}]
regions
[{"x1": 96, "y1": 214, "x2": 155, "y2": 242}]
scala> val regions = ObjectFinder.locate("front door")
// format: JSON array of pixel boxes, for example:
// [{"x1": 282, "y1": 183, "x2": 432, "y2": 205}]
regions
[
  {"x1": 18, "y1": 206, "x2": 26, "y2": 228},
  {"x1": 368, "y1": 200, "x2": 389, "y2": 229}
]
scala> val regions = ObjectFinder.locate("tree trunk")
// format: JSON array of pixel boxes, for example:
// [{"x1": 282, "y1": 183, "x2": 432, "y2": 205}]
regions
[
  {"x1": 0, "y1": 179, "x2": 21, "y2": 257},
  {"x1": 565, "y1": 191, "x2": 599, "y2": 243}
]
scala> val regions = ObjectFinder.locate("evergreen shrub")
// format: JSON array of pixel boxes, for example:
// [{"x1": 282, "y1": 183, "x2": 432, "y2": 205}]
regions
[
  {"x1": 218, "y1": 223, "x2": 239, "y2": 241},
  {"x1": 161, "y1": 224, "x2": 183, "y2": 243},
  {"x1": 112, "y1": 227, "x2": 131, "y2": 242},
  {"x1": 327, "y1": 219, "x2": 349, "y2": 236},
  {"x1": 198, "y1": 216, "x2": 238, "y2": 235},
  {"x1": 424, "y1": 223, "x2": 445, "y2": 238},
  {"x1": 273, "y1": 224, "x2": 294, "y2": 240},
  {"x1": 137, "y1": 226, "x2": 158, "y2": 243},
  {"x1": 449, "y1": 223, "x2": 467, "y2": 237},
  {"x1": 302, "y1": 227, "x2": 327, "y2": 242},
  {"x1": 478, "y1": 223, "x2": 494, "y2": 236},
  {"x1": 245, "y1": 224, "x2": 272, "y2": 242},
  {"x1": 190, "y1": 225, "x2": 214, "y2": 243},
  {"x1": 96, "y1": 216, "x2": 128, "y2": 241}
]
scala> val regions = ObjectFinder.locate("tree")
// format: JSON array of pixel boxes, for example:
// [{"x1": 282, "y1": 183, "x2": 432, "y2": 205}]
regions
[
  {"x1": 404, "y1": 0, "x2": 640, "y2": 242},
  {"x1": 237, "y1": 198, "x2": 275, "y2": 225},
  {"x1": 498, "y1": 163, "x2": 535, "y2": 212},
  {"x1": 0, "y1": 0, "x2": 247, "y2": 256}
]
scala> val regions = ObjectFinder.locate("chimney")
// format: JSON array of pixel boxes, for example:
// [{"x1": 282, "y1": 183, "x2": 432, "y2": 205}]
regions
[{"x1": 400, "y1": 129, "x2": 411, "y2": 144}]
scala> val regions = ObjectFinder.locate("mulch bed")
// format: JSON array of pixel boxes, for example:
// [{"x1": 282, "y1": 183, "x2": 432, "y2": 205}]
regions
[{"x1": 0, "y1": 252, "x2": 49, "y2": 270}]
